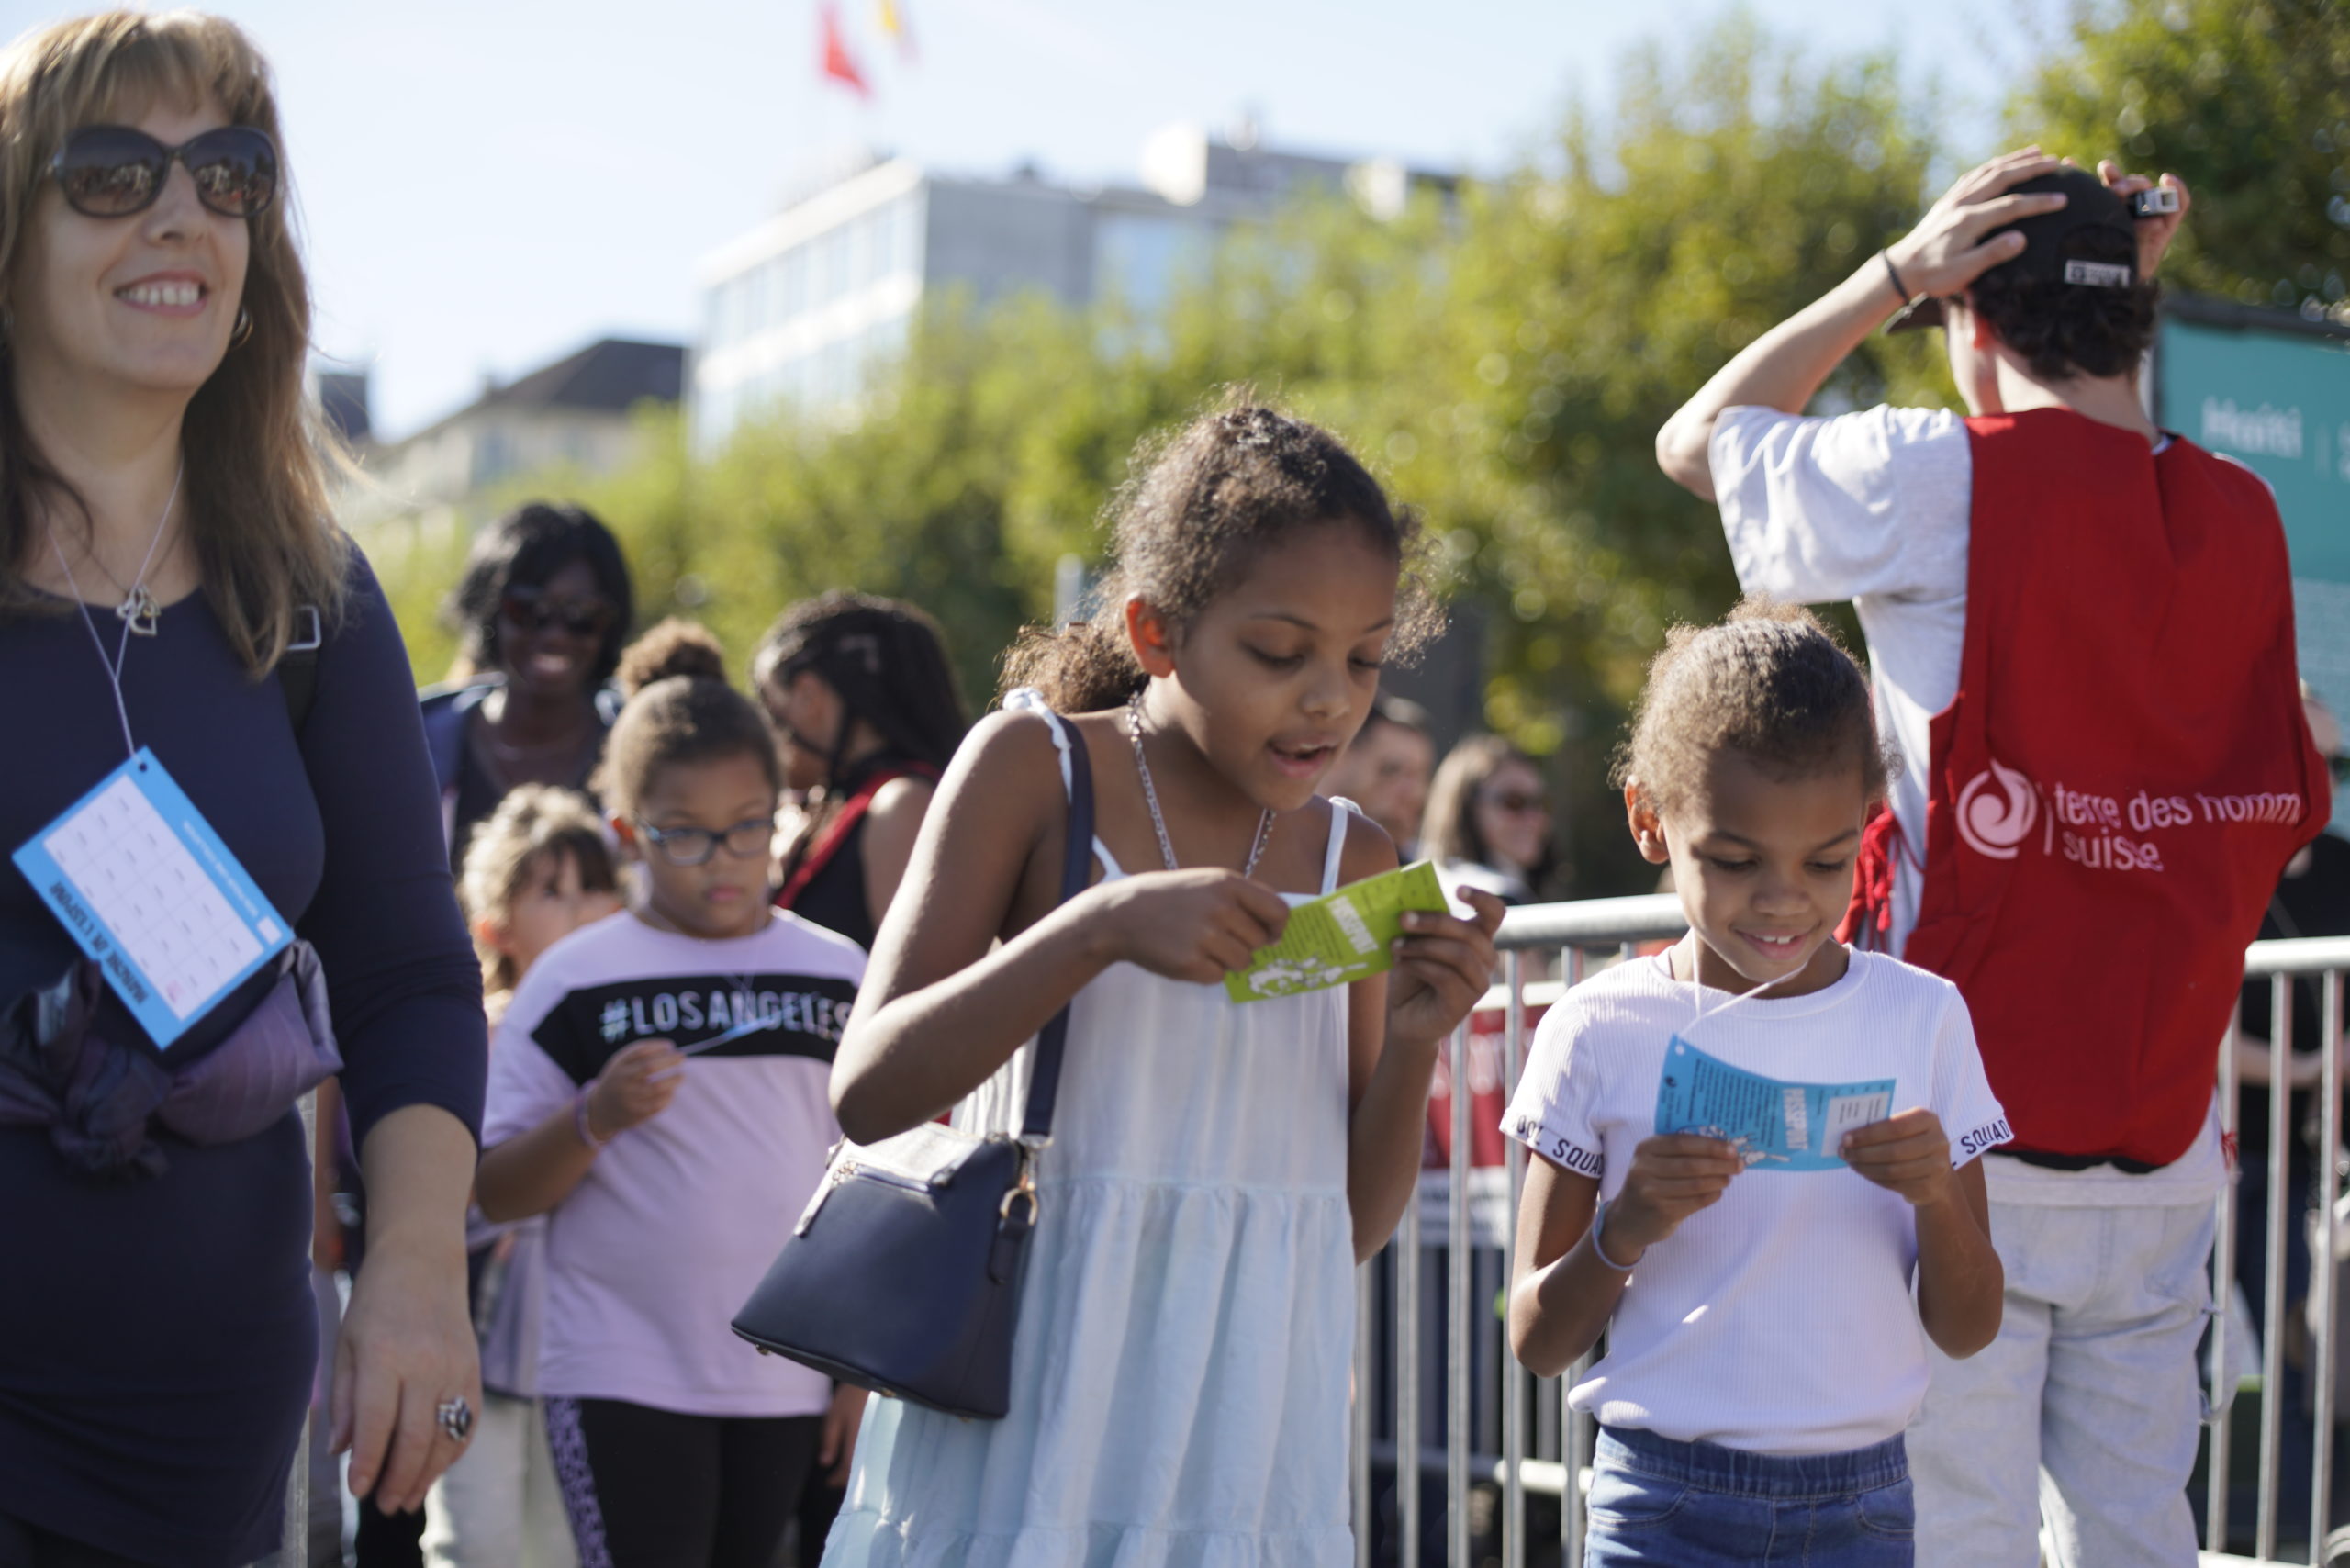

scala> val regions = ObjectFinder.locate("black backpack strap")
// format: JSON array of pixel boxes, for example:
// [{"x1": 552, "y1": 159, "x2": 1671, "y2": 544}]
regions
[
  {"x1": 279, "y1": 605, "x2": 325, "y2": 736},
  {"x1": 1018, "y1": 715, "x2": 1094, "y2": 1143}
]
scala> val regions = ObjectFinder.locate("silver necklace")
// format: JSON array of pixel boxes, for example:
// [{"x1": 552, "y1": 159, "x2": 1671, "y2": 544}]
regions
[
  {"x1": 49, "y1": 465, "x2": 181, "y2": 640},
  {"x1": 1125, "y1": 690, "x2": 1274, "y2": 875},
  {"x1": 48, "y1": 466, "x2": 184, "y2": 760}
]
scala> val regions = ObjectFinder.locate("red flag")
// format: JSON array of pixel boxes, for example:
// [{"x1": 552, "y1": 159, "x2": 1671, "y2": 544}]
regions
[{"x1": 820, "y1": 3, "x2": 869, "y2": 97}]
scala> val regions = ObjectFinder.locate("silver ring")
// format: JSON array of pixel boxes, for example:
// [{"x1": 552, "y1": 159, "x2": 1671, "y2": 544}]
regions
[{"x1": 435, "y1": 1395, "x2": 474, "y2": 1445}]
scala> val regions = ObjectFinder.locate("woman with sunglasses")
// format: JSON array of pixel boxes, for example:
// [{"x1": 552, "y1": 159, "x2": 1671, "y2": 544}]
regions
[
  {"x1": 429, "y1": 502, "x2": 635, "y2": 868},
  {"x1": 0, "y1": 13, "x2": 485, "y2": 1567},
  {"x1": 1422, "y1": 734, "x2": 1562, "y2": 906}
]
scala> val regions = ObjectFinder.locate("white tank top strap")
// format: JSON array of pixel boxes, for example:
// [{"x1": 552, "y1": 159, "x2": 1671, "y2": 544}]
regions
[
  {"x1": 1320, "y1": 797, "x2": 1358, "y2": 895},
  {"x1": 1004, "y1": 687, "x2": 1123, "y2": 880}
]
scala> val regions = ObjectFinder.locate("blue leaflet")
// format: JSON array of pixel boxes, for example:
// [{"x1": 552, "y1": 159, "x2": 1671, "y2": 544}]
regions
[
  {"x1": 1653, "y1": 1036, "x2": 1895, "y2": 1171},
  {"x1": 13, "y1": 749, "x2": 291, "y2": 1048}
]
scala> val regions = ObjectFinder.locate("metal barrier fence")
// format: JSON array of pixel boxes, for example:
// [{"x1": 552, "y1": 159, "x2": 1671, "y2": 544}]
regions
[{"x1": 1353, "y1": 895, "x2": 2350, "y2": 1568}]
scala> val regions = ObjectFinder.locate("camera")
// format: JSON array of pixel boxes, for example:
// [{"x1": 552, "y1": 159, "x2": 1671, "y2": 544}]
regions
[{"x1": 2129, "y1": 187, "x2": 2180, "y2": 218}]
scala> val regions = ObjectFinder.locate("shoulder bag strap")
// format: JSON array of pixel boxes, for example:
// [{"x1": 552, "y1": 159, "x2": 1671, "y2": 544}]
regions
[{"x1": 1018, "y1": 718, "x2": 1093, "y2": 1142}]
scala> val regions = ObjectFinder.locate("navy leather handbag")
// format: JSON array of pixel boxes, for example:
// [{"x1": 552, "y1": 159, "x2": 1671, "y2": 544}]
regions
[{"x1": 733, "y1": 719, "x2": 1094, "y2": 1420}]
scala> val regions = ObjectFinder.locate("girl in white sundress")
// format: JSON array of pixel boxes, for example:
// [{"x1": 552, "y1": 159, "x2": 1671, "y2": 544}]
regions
[{"x1": 821, "y1": 401, "x2": 1505, "y2": 1568}]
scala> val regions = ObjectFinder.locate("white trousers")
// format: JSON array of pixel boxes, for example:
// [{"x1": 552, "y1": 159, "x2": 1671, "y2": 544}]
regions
[
  {"x1": 421, "y1": 1392, "x2": 578, "y2": 1568},
  {"x1": 1910, "y1": 1198, "x2": 2214, "y2": 1568}
]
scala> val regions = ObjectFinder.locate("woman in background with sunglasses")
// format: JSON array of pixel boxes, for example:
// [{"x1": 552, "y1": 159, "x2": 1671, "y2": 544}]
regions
[
  {"x1": 1422, "y1": 733, "x2": 1563, "y2": 907},
  {"x1": 0, "y1": 12, "x2": 485, "y2": 1566},
  {"x1": 429, "y1": 502, "x2": 635, "y2": 868}
]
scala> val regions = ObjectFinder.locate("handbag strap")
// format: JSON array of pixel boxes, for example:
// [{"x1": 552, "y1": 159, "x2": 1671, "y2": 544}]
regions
[{"x1": 1019, "y1": 716, "x2": 1093, "y2": 1143}]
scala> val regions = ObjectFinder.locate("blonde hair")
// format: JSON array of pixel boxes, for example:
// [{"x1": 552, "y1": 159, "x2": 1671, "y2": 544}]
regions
[
  {"x1": 0, "y1": 10, "x2": 347, "y2": 670},
  {"x1": 459, "y1": 786, "x2": 617, "y2": 1001}
]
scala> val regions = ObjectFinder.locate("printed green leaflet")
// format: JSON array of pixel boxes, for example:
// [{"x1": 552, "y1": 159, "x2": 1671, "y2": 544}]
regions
[{"x1": 1225, "y1": 860, "x2": 1451, "y2": 1003}]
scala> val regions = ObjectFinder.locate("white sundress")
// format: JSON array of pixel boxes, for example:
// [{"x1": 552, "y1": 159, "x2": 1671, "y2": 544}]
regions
[{"x1": 822, "y1": 699, "x2": 1360, "y2": 1568}]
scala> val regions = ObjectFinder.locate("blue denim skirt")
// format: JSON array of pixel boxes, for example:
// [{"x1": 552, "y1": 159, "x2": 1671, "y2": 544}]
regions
[{"x1": 1583, "y1": 1425, "x2": 1914, "y2": 1567}]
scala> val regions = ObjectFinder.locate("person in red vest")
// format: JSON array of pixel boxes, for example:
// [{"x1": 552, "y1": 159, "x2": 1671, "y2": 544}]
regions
[{"x1": 1657, "y1": 149, "x2": 2330, "y2": 1565}]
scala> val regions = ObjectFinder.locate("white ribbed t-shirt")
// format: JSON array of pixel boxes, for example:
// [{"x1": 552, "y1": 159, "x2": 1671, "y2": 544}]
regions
[{"x1": 1504, "y1": 949, "x2": 2009, "y2": 1455}]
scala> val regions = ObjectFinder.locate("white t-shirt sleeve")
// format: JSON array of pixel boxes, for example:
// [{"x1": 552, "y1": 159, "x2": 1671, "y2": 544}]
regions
[
  {"x1": 1502, "y1": 1002, "x2": 1607, "y2": 1182},
  {"x1": 1709, "y1": 404, "x2": 1973, "y2": 607},
  {"x1": 1923, "y1": 984, "x2": 2010, "y2": 1169}
]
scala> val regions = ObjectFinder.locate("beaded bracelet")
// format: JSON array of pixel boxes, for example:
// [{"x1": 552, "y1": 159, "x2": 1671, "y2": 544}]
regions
[
  {"x1": 573, "y1": 1085, "x2": 610, "y2": 1152},
  {"x1": 1589, "y1": 1201, "x2": 1640, "y2": 1272}
]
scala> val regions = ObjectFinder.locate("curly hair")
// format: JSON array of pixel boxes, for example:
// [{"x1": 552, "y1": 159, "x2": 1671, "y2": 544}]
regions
[
  {"x1": 999, "y1": 395, "x2": 1439, "y2": 712},
  {"x1": 445, "y1": 500, "x2": 634, "y2": 686},
  {"x1": 594, "y1": 619, "x2": 780, "y2": 818},
  {"x1": 1968, "y1": 226, "x2": 2159, "y2": 382},
  {"x1": 1614, "y1": 599, "x2": 1890, "y2": 815},
  {"x1": 457, "y1": 784, "x2": 616, "y2": 999}
]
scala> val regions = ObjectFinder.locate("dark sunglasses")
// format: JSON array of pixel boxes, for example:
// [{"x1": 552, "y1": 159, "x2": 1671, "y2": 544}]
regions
[
  {"x1": 635, "y1": 816, "x2": 774, "y2": 868},
  {"x1": 499, "y1": 588, "x2": 616, "y2": 641},
  {"x1": 50, "y1": 125, "x2": 278, "y2": 220},
  {"x1": 1482, "y1": 790, "x2": 1550, "y2": 817},
  {"x1": 2330, "y1": 754, "x2": 2350, "y2": 789}
]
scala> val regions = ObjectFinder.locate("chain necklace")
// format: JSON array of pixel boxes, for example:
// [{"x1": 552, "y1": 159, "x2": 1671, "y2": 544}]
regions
[
  {"x1": 48, "y1": 466, "x2": 184, "y2": 760},
  {"x1": 48, "y1": 465, "x2": 181, "y2": 641},
  {"x1": 1125, "y1": 690, "x2": 1274, "y2": 875}
]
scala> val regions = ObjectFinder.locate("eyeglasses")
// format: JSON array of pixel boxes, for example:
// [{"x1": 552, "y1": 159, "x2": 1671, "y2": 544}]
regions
[
  {"x1": 634, "y1": 817, "x2": 774, "y2": 868},
  {"x1": 50, "y1": 125, "x2": 279, "y2": 220},
  {"x1": 499, "y1": 588, "x2": 616, "y2": 641},
  {"x1": 1481, "y1": 790, "x2": 1550, "y2": 817}
]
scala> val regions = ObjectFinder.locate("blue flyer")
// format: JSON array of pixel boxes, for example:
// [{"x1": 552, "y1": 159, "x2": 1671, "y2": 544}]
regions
[
  {"x1": 1652, "y1": 1036, "x2": 1896, "y2": 1171},
  {"x1": 12, "y1": 749, "x2": 292, "y2": 1048}
]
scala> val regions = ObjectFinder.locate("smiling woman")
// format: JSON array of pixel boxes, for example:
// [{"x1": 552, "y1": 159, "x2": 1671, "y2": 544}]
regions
[{"x1": 0, "y1": 12, "x2": 486, "y2": 1567}]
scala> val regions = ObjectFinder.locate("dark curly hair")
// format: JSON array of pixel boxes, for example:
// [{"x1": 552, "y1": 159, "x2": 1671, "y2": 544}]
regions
[
  {"x1": 446, "y1": 501, "x2": 635, "y2": 686},
  {"x1": 751, "y1": 591, "x2": 968, "y2": 780},
  {"x1": 999, "y1": 395, "x2": 1438, "y2": 712},
  {"x1": 1614, "y1": 599, "x2": 1890, "y2": 815},
  {"x1": 1968, "y1": 226, "x2": 2159, "y2": 383},
  {"x1": 595, "y1": 619, "x2": 780, "y2": 818}
]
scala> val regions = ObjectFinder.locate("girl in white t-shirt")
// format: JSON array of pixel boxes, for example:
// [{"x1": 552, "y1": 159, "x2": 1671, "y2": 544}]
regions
[
  {"x1": 475, "y1": 623, "x2": 867, "y2": 1568},
  {"x1": 1505, "y1": 600, "x2": 2009, "y2": 1567}
]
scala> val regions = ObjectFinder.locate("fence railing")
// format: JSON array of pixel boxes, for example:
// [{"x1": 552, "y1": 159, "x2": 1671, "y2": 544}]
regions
[{"x1": 1354, "y1": 897, "x2": 2350, "y2": 1568}]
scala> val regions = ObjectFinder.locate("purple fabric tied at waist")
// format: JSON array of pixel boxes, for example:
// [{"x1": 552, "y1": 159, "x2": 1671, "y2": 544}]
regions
[{"x1": 0, "y1": 941, "x2": 342, "y2": 1182}]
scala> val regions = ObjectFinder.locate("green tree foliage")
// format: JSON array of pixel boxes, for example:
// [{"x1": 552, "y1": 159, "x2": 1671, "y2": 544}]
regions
[
  {"x1": 364, "y1": 14, "x2": 1956, "y2": 892},
  {"x1": 2013, "y1": 0, "x2": 2350, "y2": 318}
]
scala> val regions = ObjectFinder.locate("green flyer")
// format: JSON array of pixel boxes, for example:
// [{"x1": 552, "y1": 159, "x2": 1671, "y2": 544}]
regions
[{"x1": 1224, "y1": 860, "x2": 1451, "y2": 1003}]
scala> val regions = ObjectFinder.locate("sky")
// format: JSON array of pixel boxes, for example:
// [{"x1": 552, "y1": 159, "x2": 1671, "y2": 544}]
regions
[{"x1": 0, "y1": 0, "x2": 2068, "y2": 441}]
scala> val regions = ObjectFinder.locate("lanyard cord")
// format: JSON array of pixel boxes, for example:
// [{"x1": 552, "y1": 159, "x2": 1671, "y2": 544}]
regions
[
  {"x1": 46, "y1": 465, "x2": 185, "y2": 763},
  {"x1": 1677, "y1": 935, "x2": 1785, "y2": 1039}
]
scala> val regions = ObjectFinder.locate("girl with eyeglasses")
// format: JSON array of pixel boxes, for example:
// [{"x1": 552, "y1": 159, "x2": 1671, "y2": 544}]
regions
[
  {"x1": 475, "y1": 621, "x2": 867, "y2": 1568},
  {"x1": 0, "y1": 12, "x2": 485, "y2": 1564},
  {"x1": 428, "y1": 501, "x2": 635, "y2": 868},
  {"x1": 1422, "y1": 733, "x2": 1561, "y2": 906}
]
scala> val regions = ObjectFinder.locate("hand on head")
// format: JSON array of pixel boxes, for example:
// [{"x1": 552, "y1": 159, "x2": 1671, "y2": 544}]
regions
[
  {"x1": 2096, "y1": 159, "x2": 2191, "y2": 279},
  {"x1": 1887, "y1": 149, "x2": 2074, "y2": 300}
]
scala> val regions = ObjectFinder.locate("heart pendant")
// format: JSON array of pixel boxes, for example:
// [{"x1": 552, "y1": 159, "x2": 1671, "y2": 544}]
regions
[{"x1": 116, "y1": 585, "x2": 162, "y2": 637}]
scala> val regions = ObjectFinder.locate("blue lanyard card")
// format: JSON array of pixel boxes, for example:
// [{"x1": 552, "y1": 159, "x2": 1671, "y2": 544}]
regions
[
  {"x1": 12, "y1": 748, "x2": 292, "y2": 1048},
  {"x1": 1654, "y1": 1036, "x2": 1895, "y2": 1171}
]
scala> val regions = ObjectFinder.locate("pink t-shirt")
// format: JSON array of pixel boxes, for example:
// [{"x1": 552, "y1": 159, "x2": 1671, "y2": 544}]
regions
[{"x1": 483, "y1": 910, "x2": 863, "y2": 1417}]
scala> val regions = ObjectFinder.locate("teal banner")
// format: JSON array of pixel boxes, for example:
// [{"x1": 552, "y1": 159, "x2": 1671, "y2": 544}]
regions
[{"x1": 2159, "y1": 317, "x2": 2350, "y2": 582}]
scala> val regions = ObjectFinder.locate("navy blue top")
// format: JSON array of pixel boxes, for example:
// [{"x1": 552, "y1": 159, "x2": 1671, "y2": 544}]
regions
[{"x1": 0, "y1": 552, "x2": 486, "y2": 1564}]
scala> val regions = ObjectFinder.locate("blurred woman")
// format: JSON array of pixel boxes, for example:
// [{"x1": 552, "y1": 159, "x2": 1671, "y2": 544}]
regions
[
  {"x1": 1422, "y1": 734, "x2": 1560, "y2": 906},
  {"x1": 753, "y1": 591, "x2": 967, "y2": 952},
  {"x1": 428, "y1": 501, "x2": 633, "y2": 865},
  {"x1": 0, "y1": 13, "x2": 481, "y2": 1562}
]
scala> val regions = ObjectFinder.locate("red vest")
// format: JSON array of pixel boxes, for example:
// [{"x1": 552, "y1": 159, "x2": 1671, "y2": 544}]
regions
[{"x1": 1843, "y1": 408, "x2": 2328, "y2": 1165}]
